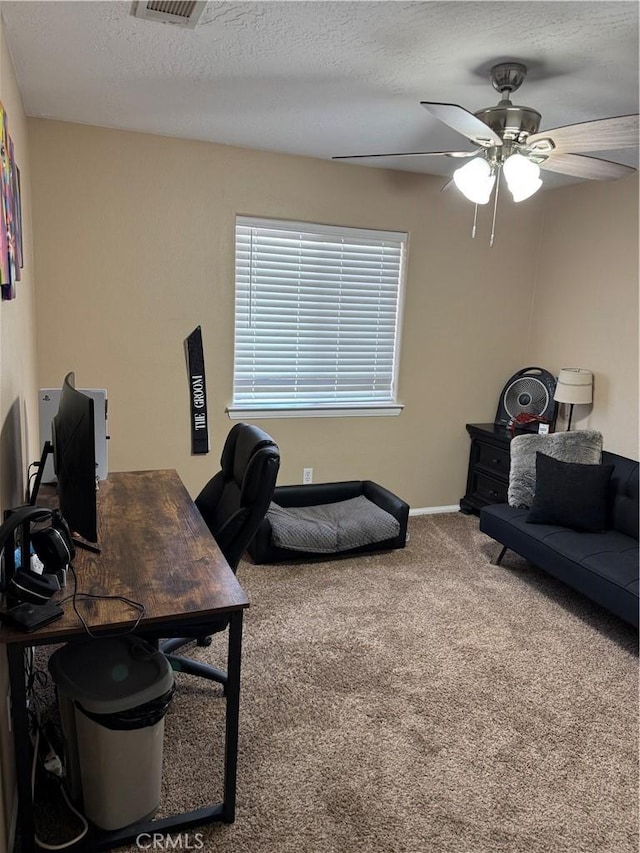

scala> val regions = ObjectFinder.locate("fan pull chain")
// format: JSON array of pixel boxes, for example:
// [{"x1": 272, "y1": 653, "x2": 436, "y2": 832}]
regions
[
  {"x1": 471, "y1": 204, "x2": 479, "y2": 239},
  {"x1": 489, "y1": 168, "x2": 500, "y2": 247}
]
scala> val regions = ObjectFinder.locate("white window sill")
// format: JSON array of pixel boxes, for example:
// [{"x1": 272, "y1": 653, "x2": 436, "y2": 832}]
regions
[{"x1": 227, "y1": 404, "x2": 404, "y2": 420}]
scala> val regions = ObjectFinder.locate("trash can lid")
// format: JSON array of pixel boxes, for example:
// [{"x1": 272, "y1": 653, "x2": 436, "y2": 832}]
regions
[{"x1": 49, "y1": 635, "x2": 174, "y2": 715}]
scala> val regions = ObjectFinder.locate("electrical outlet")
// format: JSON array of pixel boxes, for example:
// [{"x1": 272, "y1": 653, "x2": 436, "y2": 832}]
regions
[{"x1": 303, "y1": 468, "x2": 313, "y2": 484}]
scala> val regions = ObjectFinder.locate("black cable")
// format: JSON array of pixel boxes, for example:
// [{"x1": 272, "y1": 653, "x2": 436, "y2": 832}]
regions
[
  {"x1": 60, "y1": 561, "x2": 145, "y2": 638},
  {"x1": 24, "y1": 648, "x2": 47, "y2": 703},
  {"x1": 31, "y1": 727, "x2": 89, "y2": 849}
]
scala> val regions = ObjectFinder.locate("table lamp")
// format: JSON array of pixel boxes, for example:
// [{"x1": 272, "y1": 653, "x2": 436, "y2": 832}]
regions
[{"x1": 554, "y1": 368, "x2": 593, "y2": 430}]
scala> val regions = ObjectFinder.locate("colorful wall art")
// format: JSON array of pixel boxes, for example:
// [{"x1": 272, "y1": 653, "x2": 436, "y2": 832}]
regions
[{"x1": 1, "y1": 101, "x2": 24, "y2": 300}]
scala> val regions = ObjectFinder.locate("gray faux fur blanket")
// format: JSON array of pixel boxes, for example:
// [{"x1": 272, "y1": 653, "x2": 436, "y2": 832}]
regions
[{"x1": 508, "y1": 430, "x2": 603, "y2": 508}]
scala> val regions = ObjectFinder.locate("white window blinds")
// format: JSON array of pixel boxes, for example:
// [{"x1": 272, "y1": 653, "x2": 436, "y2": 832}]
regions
[{"x1": 232, "y1": 217, "x2": 407, "y2": 415}]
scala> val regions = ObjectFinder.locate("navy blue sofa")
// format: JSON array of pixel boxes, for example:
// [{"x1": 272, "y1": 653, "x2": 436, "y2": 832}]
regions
[{"x1": 479, "y1": 451, "x2": 639, "y2": 628}]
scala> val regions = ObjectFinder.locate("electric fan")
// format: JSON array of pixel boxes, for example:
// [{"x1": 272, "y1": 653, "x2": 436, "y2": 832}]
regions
[{"x1": 494, "y1": 367, "x2": 557, "y2": 427}]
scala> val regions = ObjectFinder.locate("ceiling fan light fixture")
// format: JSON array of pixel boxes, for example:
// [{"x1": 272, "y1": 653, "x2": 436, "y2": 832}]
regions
[
  {"x1": 335, "y1": 59, "x2": 638, "y2": 244},
  {"x1": 453, "y1": 157, "x2": 495, "y2": 205},
  {"x1": 503, "y1": 153, "x2": 543, "y2": 202}
]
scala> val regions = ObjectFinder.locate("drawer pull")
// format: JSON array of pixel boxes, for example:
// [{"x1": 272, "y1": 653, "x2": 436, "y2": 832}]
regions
[
  {"x1": 489, "y1": 490, "x2": 499, "y2": 498},
  {"x1": 491, "y1": 458, "x2": 502, "y2": 466}
]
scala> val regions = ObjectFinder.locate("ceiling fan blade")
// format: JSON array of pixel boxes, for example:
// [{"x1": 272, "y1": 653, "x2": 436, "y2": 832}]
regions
[
  {"x1": 332, "y1": 150, "x2": 477, "y2": 161},
  {"x1": 421, "y1": 102, "x2": 503, "y2": 148},
  {"x1": 539, "y1": 152, "x2": 636, "y2": 181},
  {"x1": 528, "y1": 114, "x2": 639, "y2": 154}
]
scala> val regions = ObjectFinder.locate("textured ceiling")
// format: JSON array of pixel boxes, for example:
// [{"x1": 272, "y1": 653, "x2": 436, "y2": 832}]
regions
[{"x1": 2, "y1": 1, "x2": 639, "y2": 188}]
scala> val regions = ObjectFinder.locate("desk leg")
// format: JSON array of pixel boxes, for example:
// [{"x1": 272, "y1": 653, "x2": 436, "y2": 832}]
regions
[
  {"x1": 222, "y1": 610, "x2": 243, "y2": 823},
  {"x1": 7, "y1": 645, "x2": 36, "y2": 853}
]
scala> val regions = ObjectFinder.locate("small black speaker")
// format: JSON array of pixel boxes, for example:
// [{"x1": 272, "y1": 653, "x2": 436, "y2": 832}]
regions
[{"x1": 494, "y1": 367, "x2": 557, "y2": 427}]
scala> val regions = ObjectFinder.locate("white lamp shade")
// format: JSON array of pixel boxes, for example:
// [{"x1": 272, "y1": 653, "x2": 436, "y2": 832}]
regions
[
  {"x1": 553, "y1": 368, "x2": 594, "y2": 405},
  {"x1": 453, "y1": 158, "x2": 495, "y2": 205},
  {"x1": 503, "y1": 153, "x2": 543, "y2": 202}
]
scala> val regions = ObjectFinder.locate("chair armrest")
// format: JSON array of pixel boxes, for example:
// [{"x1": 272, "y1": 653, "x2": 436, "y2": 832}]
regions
[
  {"x1": 214, "y1": 508, "x2": 250, "y2": 557},
  {"x1": 250, "y1": 516, "x2": 274, "y2": 564}
]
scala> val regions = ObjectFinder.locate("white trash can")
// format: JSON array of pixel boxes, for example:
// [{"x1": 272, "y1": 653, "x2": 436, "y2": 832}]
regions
[{"x1": 49, "y1": 635, "x2": 174, "y2": 831}]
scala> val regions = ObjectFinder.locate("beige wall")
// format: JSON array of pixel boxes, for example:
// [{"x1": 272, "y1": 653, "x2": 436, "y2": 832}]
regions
[
  {"x1": 0, "y1": 17, "x2": 40, "y2": 853},
  {"x1": 28, "y1": 119, "x2": 544, "y2": 507},
  {"x1": 527, "y1": 174, "x2": 639, "y2": 458}
]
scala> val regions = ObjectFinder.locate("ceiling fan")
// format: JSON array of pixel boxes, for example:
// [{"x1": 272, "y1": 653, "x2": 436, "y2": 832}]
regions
[{"x1": 333, "y1": 62, "x2": 639, "y2": 245}]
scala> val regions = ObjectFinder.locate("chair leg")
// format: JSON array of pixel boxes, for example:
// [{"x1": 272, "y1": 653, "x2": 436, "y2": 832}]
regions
[
  {"x1": 164, "y1": 653, "x2": 228, "y2": 691},
  {"x1": 161, "y1": 636, "x2": 213, "y2": 653},
  {"x1": 492, "y1": 545, "x2": 508, "y2": 566},
  {"x1": 161, "y1": 637, "x2": 191, "y2": 654},
  {"x1": 160, "y1": 636, "x2": 227, "y2": 690}
]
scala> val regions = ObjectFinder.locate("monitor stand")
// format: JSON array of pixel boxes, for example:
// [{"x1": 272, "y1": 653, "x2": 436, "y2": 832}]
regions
[
  {"x1": 29, "y1": 441, "x2": 53, "y2": 505},
  {"x1": 71, "y1": 536, "x2": 101, "y2": 554}
]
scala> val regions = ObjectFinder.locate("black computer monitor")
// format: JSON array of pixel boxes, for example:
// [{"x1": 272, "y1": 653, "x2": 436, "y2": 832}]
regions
[{"x1": 51, "y1": 372, "x2": 99, "y2": 548}]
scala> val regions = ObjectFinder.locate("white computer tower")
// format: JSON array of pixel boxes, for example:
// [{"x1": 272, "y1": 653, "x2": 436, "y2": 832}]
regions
[{"x1": 38, "y1": 388, "x2": 108, "y2": 482}]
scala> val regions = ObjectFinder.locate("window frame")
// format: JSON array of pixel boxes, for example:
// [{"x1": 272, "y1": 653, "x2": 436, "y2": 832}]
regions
[{"x1": 228, "y1": 216, "x2": 407, "y2": 419}]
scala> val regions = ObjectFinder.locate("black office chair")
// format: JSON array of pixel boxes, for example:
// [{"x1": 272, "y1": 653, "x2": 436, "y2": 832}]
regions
[{"x1": 160, "y1": 423, "x2": 280, "y2": 687}]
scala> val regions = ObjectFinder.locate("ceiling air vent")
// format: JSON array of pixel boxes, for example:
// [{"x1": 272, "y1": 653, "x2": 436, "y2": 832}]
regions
[{"x1": 134, "y1": 1, "x2": 207, "y2": 29}]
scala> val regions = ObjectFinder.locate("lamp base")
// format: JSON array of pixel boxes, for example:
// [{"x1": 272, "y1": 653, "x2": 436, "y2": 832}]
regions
[{"x1": 566, "y1": 403, "x2": 575, "y2": 431}]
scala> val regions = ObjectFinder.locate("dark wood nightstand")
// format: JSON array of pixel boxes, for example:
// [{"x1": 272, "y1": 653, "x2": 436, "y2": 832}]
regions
[{"x1": 460, "y1": 423, "x2": 512, "y2": 515}]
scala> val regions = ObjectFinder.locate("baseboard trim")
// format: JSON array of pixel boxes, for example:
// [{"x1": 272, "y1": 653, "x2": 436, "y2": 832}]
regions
[{"x1": 409, "y1": 505, "x2": 460, "y2": 517}]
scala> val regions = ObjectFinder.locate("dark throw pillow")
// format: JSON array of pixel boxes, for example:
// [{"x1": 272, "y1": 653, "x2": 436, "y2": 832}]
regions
[{"x1": 526, "y1": 452, "x2": 614, "y2": 532}]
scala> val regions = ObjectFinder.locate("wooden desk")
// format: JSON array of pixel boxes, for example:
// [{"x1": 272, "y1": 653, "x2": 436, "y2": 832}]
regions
[{"x1": 1, "y1": 470, "x2": 250, "y2": 853}]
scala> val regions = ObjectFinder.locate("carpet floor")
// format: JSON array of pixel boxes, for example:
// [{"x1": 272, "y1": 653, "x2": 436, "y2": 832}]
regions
[{"x1": 36, "y1": 513, "x2": 638, "y2": 853}]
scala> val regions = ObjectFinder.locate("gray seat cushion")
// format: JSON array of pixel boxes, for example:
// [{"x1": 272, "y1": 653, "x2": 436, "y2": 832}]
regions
[{"x1": 267, "y1": 495, "x2": 400, "y2": 554}]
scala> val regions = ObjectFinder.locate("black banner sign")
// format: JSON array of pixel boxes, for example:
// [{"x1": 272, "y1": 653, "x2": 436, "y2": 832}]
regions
[{"x1": 186, "y1": 326, "x2": 209, "y2": 455}]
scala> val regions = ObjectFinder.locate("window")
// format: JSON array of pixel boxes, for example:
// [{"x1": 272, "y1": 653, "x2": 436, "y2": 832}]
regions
[{"x1": 229, "y1": 217, "x2": 407, "y2": 418}]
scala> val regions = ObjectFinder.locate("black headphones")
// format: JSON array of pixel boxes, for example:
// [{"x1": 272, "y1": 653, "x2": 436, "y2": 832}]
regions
[{"x1": 0, "y1": 506, "x2": 75, "y2": 606}]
